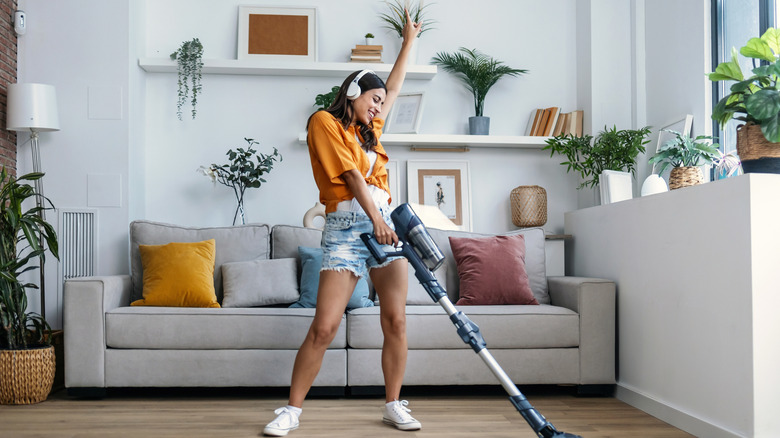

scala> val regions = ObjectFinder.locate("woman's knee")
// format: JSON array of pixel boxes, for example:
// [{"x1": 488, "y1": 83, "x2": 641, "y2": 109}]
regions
[
  {"x1": 307, "y1": 320, "x2": 341, "y2": 347},
  {"x1": 381, "y1": 313, "x2": 407, "y2": 338}
]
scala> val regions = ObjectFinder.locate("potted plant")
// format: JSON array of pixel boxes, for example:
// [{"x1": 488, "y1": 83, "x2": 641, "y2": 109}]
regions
[
  {"x1": 0, "y1": 169, "x2": 59, "y2": 404},
  {"x1": 170, "y1": 38, "x2": 203, "y2": 120},
  {"x1": 648, "y1": 130, "x2": 720, "y2": 190},
  {"x1": 544, "y1": 125, "x2": 652, "y2": 192},
  {"x1": 708, "y1": 27, "x2": 780, "y2": 173},
  {"x1": 197, "y1": 138, "x2": 283, "y2": 225},
  {"x1": 432, "y1": 47, "x2": 528, "y2": 135},
  {"x1": 314, "y1": 85, "x2": 340, "y2": 111},
  {"x1": 378, "y1": 0, "x2": 435, "y2": 64},
  {"x1": 365, "y1": 33, "x2": 375, "y2": 46}
]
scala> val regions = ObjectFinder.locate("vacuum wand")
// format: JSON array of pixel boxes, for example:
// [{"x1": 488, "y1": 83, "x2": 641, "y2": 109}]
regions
[{"x1": 360, "y1": 203, "x2": 582, "y2": 438}]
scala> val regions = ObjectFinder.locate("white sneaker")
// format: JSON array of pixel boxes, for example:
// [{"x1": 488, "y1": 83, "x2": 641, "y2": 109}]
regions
[
  {"x1": 263, "y1": 406, "x2": 300, "y2": 437},
  {"x1": 383, "y1": 400, "x2": 422, "y2": 431}
]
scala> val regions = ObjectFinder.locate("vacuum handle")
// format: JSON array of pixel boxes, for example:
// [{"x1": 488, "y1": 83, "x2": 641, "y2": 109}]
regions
[{"x1": 360, "y1": 233, "x2": 388, "y2": 263}]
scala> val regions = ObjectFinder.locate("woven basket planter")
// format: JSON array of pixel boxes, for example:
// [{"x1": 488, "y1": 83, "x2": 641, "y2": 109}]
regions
[
  {"x1": 736, "y1": 123, "x2": 780, "y2": 174},
  {"x1": 510, "y1": 185, "x2": 547, "y2": 227},
  {"x1": 669, "y1": 166, "x2": 703, "y2": 190},
  {"x1": 0, "y1": 345, "x2": 56, "y2": 404}
]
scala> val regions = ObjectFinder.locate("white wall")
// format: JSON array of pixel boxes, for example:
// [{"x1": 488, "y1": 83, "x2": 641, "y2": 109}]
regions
[
  {"x1": 139, "y1": 0, "x2": 581, "y2": 233},
  {"x1": 565, "y1": 175, "x2": 780, "y2": 438}
]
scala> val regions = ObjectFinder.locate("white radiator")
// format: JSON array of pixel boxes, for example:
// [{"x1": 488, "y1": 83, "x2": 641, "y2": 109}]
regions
[{"x1": 56, "y1": 208, "x2": 98, "y2": 325}]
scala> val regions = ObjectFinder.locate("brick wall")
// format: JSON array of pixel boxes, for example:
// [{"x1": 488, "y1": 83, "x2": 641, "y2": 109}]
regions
[{"x1": 0, "y1": 0, "x2": 16, "y2": 176}]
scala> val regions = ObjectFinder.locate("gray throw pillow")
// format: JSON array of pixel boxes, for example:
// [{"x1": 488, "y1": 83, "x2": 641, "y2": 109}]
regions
[{"x1": 221, "y1": 258, "x2": 299, "y2": 307}]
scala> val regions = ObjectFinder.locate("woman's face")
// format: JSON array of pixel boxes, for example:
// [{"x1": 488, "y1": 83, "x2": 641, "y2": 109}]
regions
[{"x1": 351, "y1": 87, "x2": 386, "y2": 125}]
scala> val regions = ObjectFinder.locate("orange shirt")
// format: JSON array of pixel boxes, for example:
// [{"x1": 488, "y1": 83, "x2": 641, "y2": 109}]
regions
[{"x1": 307, "y1": 111, "x2": 392, "y2": 213}]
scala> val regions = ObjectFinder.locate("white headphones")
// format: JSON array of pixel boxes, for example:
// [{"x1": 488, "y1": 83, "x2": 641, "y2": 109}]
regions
[{"x1": 346, "y1": 70, "x2": 375, "y2": 100}]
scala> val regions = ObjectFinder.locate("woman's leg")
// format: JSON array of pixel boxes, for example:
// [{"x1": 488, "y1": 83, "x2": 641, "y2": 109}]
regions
[
  {"x1": 288, "y1": 269, "x2": 357, "y2": 407},
  {"x1": 370, "y1": 258, "x2": 409, "y2": 402}
]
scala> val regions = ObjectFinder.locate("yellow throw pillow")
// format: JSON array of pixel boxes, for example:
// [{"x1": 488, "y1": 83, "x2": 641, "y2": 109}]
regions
[{"x1": 131, "y1": 239, "x2": 220, "y2": 308}]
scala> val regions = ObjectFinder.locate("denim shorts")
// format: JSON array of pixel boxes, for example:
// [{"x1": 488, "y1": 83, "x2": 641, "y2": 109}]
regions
[{"x1": 321, "y1": 205, "x2": 404, "y2": 278}]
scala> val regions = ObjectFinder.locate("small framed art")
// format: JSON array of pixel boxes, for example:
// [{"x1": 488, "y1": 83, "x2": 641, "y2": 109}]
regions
[
  {"x1": 385, "y1": 92, "x2": 425, "y2": 134},
  {"x1": 407, "y1": 160, "x2": 472, "y2": 231},
  {"x1": 237, "y1": 6, "x2": 317, "y2": 61}
]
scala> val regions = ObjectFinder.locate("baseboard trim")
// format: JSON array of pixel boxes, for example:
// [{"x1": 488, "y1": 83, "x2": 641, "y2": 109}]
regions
[{"x1": 616, "y1": 384, "x2": 743, "y2": 438}]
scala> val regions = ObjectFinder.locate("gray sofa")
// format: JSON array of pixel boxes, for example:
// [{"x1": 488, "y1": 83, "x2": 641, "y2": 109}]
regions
[{"x1": 64, "y1": 220, "x2": 615, "y2": 396}]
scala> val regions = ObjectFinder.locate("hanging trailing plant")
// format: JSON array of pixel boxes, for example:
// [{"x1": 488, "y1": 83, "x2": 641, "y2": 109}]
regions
[{"x1": 170, "y1": 38, "x2": 204, "y2": 120}]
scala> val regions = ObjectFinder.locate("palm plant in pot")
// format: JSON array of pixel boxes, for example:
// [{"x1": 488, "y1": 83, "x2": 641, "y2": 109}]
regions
[
  {"x1": 432, "y1": 47, "x2": 527, "y2": 135},
  {"x1": 544, "y1": 126, "x2": 652, "y2": 193},
  {"x1": 648, "y1": 130, "x2": 720, "y2": 190},
  {"x1": 0, "y1": 168, "x2": 59, "y2": 404},
  {"x1": 708, "y1": 27, "x2": 780, "y2": 173}
]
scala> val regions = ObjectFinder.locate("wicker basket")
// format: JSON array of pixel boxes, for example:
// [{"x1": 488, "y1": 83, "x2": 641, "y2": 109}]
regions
[
  {"x1": 510, "y1": 185, "x2": 547, "y2": 227},
  {"x1": 0, "y1": 346, "x2": 56, "y2": 404},
  {"x1": 736, "y1": 123, "x2": 780, "y2": 161},
  {"x1": 668, "y1": 166, "x2": 703, "y2": 190}
]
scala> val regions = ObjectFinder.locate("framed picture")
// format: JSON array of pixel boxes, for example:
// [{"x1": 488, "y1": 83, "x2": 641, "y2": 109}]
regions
[
  {"x1": 385, "y1": 92, "x2": 425, "y2": 134},
  {"x1": 654, "y1": 114, "x2": 694, "y2": 181},
  {"x1": 385, "y1": 160, "x2": 400, "y2": 209},
  {"x1": 237, "y1": 6, "x2": 317, "y2": 61},
  {"x1": 407, "y1": 160, "x2": 472, "y2": 231}
]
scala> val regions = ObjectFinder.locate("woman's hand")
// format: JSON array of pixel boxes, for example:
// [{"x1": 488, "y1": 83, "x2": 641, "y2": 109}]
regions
[
  {"x1": 401, "y1": 8, "x2": 422, "y2": 45},
  {"x1": 373, "y1": 219, "x2": 399, "y2": 247}
]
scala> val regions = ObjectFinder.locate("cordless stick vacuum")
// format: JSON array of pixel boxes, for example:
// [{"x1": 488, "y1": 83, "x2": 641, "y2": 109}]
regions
[{"x1": 361, "y1": 203, "x2": 582, "y2": 438}]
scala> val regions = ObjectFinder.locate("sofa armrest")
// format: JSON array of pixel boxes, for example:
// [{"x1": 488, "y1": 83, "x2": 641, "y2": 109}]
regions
[
  {"x1": 548, "y1": 276, "x2": 615, "y2": 384},
  {"x1": 63, "y1": 275, "x2": 132, "y2": 388}
]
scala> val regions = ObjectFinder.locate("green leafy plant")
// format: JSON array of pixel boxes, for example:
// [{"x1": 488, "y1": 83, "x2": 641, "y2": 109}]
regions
[
  {"x1": 0, "y1": 168, "x2": 59, "y2": 350},
  {"x1": 544, "y1": 126, "x2": 652, "y2": 189},
  {"x1": 170, "y1": 38, "x2": 204, "y2": 120},
  {"x1": 431, "y1": 47, "x2": 528, "y2": 117},
  {"x1": 708, "y1": 27, "x2": 780, "y2": 142},
  {"x1": 314, "y1": 86, "x2": 340, "y2": 111},
  {"x1": 378, "y1": 0, "x2": 435, "y2": 38},
  {"x1": 648, "y1": 130, "x2": 720, "y2": 176},
  {"x1": 198, "y1": 138, "x2": 283, "y2": 225}
]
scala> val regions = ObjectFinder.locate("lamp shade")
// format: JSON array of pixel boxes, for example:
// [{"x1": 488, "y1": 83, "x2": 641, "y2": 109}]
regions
[{"x1": 6, "y1": 83, "x2": 60, "y2": 132}]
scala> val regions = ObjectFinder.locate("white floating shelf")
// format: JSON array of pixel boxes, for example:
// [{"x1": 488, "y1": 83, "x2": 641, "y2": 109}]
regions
[
  {"x1": 297, "y1": 132, "x2": 550, "y2": 149},
  {"x1": 138, "y1": 58, "x2": 437, "y2": 80}
]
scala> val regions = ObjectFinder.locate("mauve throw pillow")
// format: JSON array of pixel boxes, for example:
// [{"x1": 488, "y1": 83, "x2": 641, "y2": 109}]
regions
[{"x1": 449, "y1": 234, "x2": 539, "y2": 305}]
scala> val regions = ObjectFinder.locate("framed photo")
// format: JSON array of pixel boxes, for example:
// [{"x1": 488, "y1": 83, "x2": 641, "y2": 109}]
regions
[
  {"x1": 654, "y1": 114, "x2": 694, "y2": 181},
  {"x1": 237, "y1": 6, "x2": 317, "y2": 61},
  {"x1": 385, "y1": 160, "x2": 400, "y2": 209},
  {"x1": 407, "y1": 160, "x2": 472, "y2": 231},
  {"x1": 385, "y1": 92, "x2": 425, "y2": 134}
]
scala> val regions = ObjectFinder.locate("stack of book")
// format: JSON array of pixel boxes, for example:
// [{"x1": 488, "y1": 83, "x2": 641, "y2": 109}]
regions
[
  {"x1": 350, "y1": 44, "x2": 382, "y2": 63},
  {"x1": 526, "y1": 107, "x2": 584, "y2": 137}
]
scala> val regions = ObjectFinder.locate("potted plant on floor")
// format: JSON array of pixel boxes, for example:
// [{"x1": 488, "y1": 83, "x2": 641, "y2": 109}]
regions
[
  {"x1": 708, "y1": 27, "x2": 780, "y2": 173},
  {"x1": 432, "y1": 47, "x2": 528, "y2": 135},
  {"x1": 544, "y1": 125, "x2": 652, "y2": 192},
  {"x1": 0, "y1": 168, "x2": 59, "y2": 405},
  {"x1": 648, "y1": 130, "x2": 720, "y2": 190}
]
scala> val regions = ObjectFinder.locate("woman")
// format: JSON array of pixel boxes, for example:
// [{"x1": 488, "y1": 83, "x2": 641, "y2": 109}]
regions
[{"x1": 263, "y1": 10, "x2": 423, "y2": 438}]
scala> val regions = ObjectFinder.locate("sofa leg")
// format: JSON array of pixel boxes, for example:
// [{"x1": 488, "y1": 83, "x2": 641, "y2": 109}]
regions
[
  {"x1": 576, "y1": 384, "x2": 615, "y2": 397},
  {"x1": 67, "y1": 387, "x2": 107, "y2": 399},
  {"x1": 347, "y1": 386, "x2": 384, "y2": 396}
]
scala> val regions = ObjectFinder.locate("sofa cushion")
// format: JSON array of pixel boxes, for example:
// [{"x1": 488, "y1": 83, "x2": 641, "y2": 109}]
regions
[
  {"x1": 105, "y1": 306, "x2": 346, "y2": 349},
  {"x1": 450, "y1": 234, "x2": 538, "y2": 306},
  {"x1": 221, "y1": 258, "x2": 300, "y2": 307},
  {"x1": 130, "y1": 221, "x2": 271, "y2": 303},
  {"x1": 428, "y1": 227, "x2": 549, "y2": 304},
  {"x1": 347, "y1": 305, "x2": 578, "y2": 349},
  {"x1": 131, "y1": 239, "x2": 220, "y2": 308},
  {"x1": 290, "y1": 246, "x2": 374, "y2": 309}
]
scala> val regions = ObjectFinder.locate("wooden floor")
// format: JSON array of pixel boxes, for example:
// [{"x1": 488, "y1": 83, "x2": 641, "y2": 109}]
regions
[{"x1": 0, "y1": 387, "x2": 693, "y2": 438}]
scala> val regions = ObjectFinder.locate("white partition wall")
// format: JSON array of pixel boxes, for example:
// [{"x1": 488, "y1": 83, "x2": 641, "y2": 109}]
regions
[{"x1": 565, "y1": 174, "x2": 780, "y2": 438}]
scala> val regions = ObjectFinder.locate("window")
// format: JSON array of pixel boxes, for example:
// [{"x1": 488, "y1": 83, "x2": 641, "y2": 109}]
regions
[{"x1": 711, "y1": 0, "x2": 774, "y2": 152}]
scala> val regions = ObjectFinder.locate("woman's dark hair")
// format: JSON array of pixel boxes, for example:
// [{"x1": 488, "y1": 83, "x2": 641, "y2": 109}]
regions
[{"x1": 307, "y1": 70, "x2": 386, "y2": 151}]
